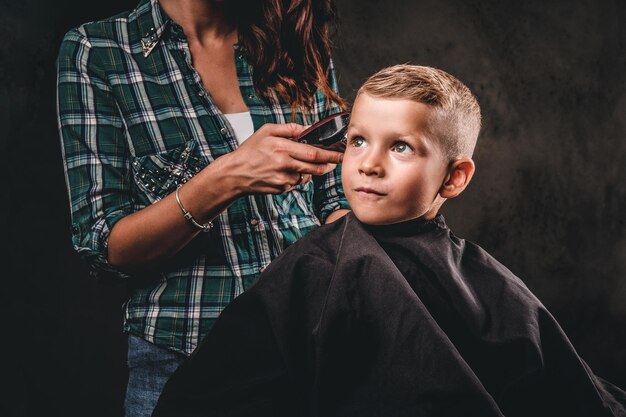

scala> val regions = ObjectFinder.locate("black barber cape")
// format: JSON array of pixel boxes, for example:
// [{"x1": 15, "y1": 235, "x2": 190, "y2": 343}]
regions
[{"x1": 153, "y1": 213, "x2": 626, "y2": 417}]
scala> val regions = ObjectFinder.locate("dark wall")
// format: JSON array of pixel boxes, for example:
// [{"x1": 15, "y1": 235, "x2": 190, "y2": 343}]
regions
[{"x1": 3, "y1": 0, "x2": 625, "y2": 416}]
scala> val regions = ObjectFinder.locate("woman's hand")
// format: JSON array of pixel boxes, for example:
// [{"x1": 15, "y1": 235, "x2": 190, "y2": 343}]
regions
[
  {"x1": 107, "y1": 122, "x2": 344, "y2": 271},
  {"x1": 221, "y1": 123, "x2": 344, "y2": 195}
]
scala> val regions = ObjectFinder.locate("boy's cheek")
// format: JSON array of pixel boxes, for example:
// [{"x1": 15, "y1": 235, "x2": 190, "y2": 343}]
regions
[{"x1": 341, "y1": 165, "x2": 358, "y2": 190}]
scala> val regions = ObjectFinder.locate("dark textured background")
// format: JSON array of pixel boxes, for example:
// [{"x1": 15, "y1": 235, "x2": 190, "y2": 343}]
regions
[{"x1": 3, "y1": 0, "x2": 625, "y2": 416}]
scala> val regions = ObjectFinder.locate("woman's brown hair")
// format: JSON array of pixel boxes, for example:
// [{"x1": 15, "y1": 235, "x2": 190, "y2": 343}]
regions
[{"x1": 234, "y1": 0, "x2": 347, "y2": 113}]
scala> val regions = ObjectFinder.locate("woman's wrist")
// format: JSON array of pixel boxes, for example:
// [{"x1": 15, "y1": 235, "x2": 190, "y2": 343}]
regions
[
  {"x1": 209, "y1": 151, "x2": 251, "y2": 196},
  {"x1": 180, "y1": 155, "x2": 244, "y2": 223}
]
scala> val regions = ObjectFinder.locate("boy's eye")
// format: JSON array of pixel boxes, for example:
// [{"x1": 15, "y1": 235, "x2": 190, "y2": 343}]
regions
[
  {"x1": 392, "y1": 141, "x2": 413, "y2": 154},
  {"x1": 349, "y1": 136, "x2": 366, "y2": 148}
]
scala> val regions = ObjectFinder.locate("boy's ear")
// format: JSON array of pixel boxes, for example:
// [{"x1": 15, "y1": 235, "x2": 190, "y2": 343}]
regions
[{"x1": 440, "y1": 159, "x2": 475, "y2": 199}]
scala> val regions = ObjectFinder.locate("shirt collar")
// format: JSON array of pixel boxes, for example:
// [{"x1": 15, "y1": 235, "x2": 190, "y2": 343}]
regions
[
  {"x1": 362, "y1": 213, "x2": 447, "y2": 238},
  {"x1": 135, "y1": 0, "x2": 172, "y2": 58}
]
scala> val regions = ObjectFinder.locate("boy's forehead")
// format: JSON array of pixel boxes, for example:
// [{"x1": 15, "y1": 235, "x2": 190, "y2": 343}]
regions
[{"x1": 349, "y1": 93, "x2": 433, "y2": 131}]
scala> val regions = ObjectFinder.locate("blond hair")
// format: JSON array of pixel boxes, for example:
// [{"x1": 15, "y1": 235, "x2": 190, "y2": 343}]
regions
[{"x1": 357, "y1": 64, "x2": 481, "y2": 159}]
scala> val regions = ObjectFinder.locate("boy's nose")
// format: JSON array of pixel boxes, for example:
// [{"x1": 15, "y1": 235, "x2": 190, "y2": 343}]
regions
[{"x1": 358, "y1": 151, "x2": 384, "y2": 176}]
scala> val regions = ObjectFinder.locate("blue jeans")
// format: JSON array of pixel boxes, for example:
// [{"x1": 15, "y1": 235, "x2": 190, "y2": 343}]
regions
[{"x1": 124, "y1": 334, "x2": 186, "y2": 417}]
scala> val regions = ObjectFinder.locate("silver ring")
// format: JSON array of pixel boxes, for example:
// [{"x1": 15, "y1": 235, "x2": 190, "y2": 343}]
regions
[{"x1": 296, "y1": 173, "x2": 303, "y2": 185}]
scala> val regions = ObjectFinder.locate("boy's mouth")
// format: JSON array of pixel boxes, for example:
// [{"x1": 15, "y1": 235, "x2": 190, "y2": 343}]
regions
[{"x1": 354, "y1": 186, "x2": 386, "y2": 197}]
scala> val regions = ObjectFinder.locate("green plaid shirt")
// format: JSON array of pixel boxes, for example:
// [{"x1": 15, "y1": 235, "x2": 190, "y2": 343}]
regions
[{"x1": 57, "y1": 0, "x2": 349, "y2": 355}]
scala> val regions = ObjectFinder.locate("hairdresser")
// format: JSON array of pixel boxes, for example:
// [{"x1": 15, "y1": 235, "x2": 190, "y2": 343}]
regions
[{"x1": 56, "y1": 0, "x2": 350, "y2": 415}]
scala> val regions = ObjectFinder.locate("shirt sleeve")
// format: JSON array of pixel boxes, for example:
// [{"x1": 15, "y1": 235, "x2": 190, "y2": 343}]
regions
[
  {"x1": 313, "y1": 59, "x2": 351, "y2": 223},
  {"x1": 57, "y1": 27, "x2": 133, "y2": 280}
]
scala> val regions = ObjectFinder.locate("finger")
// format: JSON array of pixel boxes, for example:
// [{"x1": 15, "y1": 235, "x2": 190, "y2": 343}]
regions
[
  {"x1": 289, "y1": 161, "x2": 338, "y2": 176},
  {"x1": 260, "y1": 122, "x2": 307, "y2": 139},
  {"x1": 281, "y1": 172, "x2": 307, "y2": 194},
  {"x1": 279, "y1": 141, "x2": 344, "y2": 164},
  {"x1": 300, "y1": 174, "x2": 313, "y2": 185}
]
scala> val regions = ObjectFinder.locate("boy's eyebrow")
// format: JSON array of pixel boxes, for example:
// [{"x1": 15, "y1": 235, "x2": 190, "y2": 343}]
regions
[
  {"x1": 401, "y1": 133, "x2": 435, "y2": 155},
  {"x1": 345, "y1": 125, "x2": 363, "y2": 137},
  {"x1": 394, "y1": 131, "x2": 432, "y2": 147},
  {"x1": 347, "y1": 124, "x2": 432, "y2": 146}
]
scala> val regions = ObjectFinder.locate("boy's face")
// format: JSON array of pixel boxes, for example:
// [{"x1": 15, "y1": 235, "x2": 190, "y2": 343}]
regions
[{"x1": 342, "y1": 93, "x2": 450, "y2": 225}]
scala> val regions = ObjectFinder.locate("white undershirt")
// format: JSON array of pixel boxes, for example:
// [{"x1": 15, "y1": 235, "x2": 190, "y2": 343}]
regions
[{"x1": 224, "y1": 111, "x2": 254, "y2": 146}]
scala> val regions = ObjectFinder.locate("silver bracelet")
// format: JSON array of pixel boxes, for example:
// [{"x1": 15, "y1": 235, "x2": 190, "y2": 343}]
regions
[{"x1": 175, "y1": 185, "x2": 213, "y2": 232}]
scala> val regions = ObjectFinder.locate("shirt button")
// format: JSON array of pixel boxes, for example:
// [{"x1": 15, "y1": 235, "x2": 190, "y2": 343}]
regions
[
  {"x1": 220, "y1": 127, "x2": 227, "y2": 135},
  {"x1": 248, "y1": 94, "x2": 255, "y2": 100},
  {"x1": 250, "y1": 218, "x2": 259, "y2": 226}
]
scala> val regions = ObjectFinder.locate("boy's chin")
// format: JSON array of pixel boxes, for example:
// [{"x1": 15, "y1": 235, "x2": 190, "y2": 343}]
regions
[{"x1": 353, "y1": 211, "x2": 428, "y2": 226}]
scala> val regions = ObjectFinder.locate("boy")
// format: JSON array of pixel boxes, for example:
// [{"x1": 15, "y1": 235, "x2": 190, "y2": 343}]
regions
[{"x1": 153, "y1": 65, "x2": 626, "y2": 416}]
